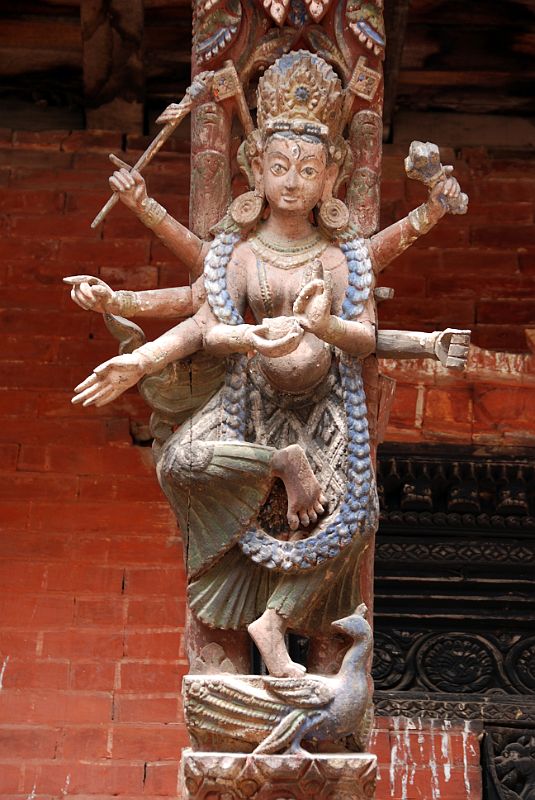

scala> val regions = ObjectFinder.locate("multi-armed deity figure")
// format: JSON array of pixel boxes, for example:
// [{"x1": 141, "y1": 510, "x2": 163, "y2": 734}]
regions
[{"x1": 66, "y1": 51, "x2": 468, "y2": 767}]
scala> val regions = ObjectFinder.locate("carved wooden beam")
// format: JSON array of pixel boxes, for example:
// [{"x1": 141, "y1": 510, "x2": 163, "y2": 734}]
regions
[
  {"x1": 81, "y1": 0, "x2": 145, "y2": 132},
  {"x1": 382, "y1": 0, "x2": 410, "y2": 140}
]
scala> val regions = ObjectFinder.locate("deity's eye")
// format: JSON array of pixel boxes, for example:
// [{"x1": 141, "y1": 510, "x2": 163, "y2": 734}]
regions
[
  {"x1": 270, "y1": 162, "x2": 287, "y2": 176},
  {"x1": 301, "y1": 165, "x2": 319, "y2": 178}
]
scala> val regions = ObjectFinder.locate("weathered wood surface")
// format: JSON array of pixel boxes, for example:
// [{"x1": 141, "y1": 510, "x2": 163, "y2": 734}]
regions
[
  {"x1": 81, "y1": 0, "x2": 145, "y2": 131},
  {"x1": 1, "y1": 0, "x2": 534, "y2": 128}
]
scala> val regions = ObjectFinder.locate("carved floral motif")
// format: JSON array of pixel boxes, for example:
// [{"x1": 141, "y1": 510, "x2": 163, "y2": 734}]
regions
[
  {"x1": 372, "y1": 629, "x2": 535, "y2": 697},
  {"x1": 507, "y1": 639, "x2": 535, "y2": 693},
  {"x1": 371, "y1": 632, "x2": 404, "y2": 689},
  {"x1": 417, "y1": 634, "x2": 496, "y2": 694}
]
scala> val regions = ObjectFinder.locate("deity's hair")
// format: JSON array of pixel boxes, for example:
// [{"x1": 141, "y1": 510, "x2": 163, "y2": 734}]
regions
[{"x1": 202, "y1": 229, "x2": 248, "y2": 441}]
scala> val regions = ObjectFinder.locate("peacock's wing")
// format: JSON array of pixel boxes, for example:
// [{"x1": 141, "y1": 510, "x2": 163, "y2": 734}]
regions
[
  {"x1": 261, "y1": 676, "x2": 335, "y2": 707},
  {"x1": 184, "y1": 676, "x2": 288, "y2": 746}
]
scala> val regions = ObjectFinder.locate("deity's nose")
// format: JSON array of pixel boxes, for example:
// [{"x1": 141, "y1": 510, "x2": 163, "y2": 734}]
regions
[{"x1": 284, "y1": 167, "x2": 298, "y2": 190}]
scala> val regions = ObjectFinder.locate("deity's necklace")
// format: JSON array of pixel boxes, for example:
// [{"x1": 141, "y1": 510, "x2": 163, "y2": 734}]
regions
[
  {"x1": 248, "y1": 229, "x2": 328, "y2": 270},
  {"x1": 254, "y1": 259, "x2": 319, "y2": 319}
]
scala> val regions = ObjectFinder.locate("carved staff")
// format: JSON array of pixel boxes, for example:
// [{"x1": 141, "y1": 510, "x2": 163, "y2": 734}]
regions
[{"x1": 91, "y1": 62, "x2": 253, "y2": 229}]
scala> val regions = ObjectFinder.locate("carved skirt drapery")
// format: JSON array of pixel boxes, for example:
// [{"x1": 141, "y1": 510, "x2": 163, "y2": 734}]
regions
[{"x1": 157, "y1": 354, "x2": 369, "y2": 637}]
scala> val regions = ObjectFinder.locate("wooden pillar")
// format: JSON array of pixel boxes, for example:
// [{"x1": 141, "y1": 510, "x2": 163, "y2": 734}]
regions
[{"x1": 81, "y1": 0, "x2": 145, "y2": 132}]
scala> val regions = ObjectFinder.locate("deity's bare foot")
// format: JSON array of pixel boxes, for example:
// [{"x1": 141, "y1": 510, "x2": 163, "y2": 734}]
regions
[
  {"x1": 248, "y1": 609, "x2": 306, "y2": 678},
  {"x1": 272, "y1": 444, "x2": 327, "y2": 531}
]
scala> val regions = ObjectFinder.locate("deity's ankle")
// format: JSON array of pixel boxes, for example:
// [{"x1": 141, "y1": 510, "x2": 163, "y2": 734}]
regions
[
  {"x1": 271, "y1": 445, "x2": 324, "y2": 531},
  {"x1": 272, "y1": 444, "x2": 310, "y2": 488},
  {"x1": 248, "y1": 610, "x2": 306, "y2": 677}
]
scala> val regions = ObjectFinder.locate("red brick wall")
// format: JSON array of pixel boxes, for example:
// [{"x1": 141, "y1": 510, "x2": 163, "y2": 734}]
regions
[
  {"x1": 373, "y1": 718, "x2": 482, "y2": 800},
  {"x1": 1, "y1": 130, "x2": 533, "y2": 797},
  {"x1": 380, "y1": 145, "x2": 535, "y2": 353},
  {"x1": 0, "y1": 130, "x2": 190, "y2": 798}
]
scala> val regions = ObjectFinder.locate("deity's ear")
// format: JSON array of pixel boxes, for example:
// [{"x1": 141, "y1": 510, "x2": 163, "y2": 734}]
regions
[
  {"x1": 251, "y1": 156, "x2": 265, "y2": 195},
  {"x1": 321, "y1": 161, "x2": 340, "y2": 201}
]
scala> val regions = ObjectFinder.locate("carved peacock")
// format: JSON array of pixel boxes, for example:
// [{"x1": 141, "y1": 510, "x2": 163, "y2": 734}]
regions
[{"x1": 185, "y1": 604, "x2": 373, "y2": 754}]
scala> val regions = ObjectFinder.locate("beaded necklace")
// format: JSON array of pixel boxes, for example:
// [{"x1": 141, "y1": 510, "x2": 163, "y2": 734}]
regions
[{"x1": 248, "y1": 229, "x2": 328, "y2": 269}]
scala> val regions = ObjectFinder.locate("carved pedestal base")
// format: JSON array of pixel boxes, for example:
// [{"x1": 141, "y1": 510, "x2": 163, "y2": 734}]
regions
[{"x1": 181, "y1": 750, "x2": 376, "y2": 799}]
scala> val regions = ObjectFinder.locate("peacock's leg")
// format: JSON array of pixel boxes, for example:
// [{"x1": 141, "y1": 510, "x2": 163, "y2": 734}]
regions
[{"x1": 287, "y1": 713, "x2": 322, "y2": 754}]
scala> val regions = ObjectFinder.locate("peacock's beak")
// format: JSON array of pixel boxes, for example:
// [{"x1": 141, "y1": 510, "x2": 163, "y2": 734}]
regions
[{"x1": 331, "y1": 604, "x2": 370, "y2": 636}]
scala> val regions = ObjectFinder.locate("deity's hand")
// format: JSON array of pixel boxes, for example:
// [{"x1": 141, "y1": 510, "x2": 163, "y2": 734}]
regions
[
  {"x1": 433, "y1": 328, "x2": 471, "y2": 370},
  {"x1": 72, "y1": 353, "x2": 145, "y2": 407},
  {"x1": 249, "y1": 317, "x2": 304, "y2": 358},
  {"x1": 427, "y1": 167, "x2": 462, "y2": 217},
  {"x1": 63, "y1": 275, "x2": 118, "y2": 314},
  {"x1": 293, "y1": 260, "x2": 333, "y2": 337},
  {"x1": 109, "y1": 168, "x2": 148, "y2": 214},
  {"x1": 157, "y1": 71, "x2": 215, "y2": 124}
]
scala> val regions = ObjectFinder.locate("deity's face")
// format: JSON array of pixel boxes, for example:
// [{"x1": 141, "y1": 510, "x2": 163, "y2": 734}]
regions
[{"x1": 259, "y1": 135, "x2": 329, "y2": 216}]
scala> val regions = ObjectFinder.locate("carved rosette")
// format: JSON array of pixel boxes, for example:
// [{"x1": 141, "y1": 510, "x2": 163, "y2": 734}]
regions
[
  {"x1": 371, "y1": 629, "x2": 535, "y2": 696},
  {"x1": 416, "y1": 634, "x2": 497, "y2": 694},
  {"x1": 372, "y1": 632, "x2": 404, "y2": 689},
  {"x1": 506, "y1": 638, "x2": 535, "y2": 693}
]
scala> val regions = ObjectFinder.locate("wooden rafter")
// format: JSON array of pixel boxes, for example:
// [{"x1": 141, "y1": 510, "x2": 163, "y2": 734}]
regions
[{"x1": 81, "y1": 0, "x2": 145, "y2": 132}]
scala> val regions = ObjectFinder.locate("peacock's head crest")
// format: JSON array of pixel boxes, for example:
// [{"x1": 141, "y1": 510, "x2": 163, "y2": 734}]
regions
[{"x1": 331, "y1": 603, "x2": 371, "y2": 640}]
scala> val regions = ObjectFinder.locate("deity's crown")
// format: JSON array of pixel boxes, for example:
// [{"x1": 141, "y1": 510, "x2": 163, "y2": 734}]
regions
[{"x1": 256, "y1": 51, "x2": 343, "y2": 143}]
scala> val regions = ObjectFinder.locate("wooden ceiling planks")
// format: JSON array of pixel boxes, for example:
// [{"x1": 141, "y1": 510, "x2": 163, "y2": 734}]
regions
[
  {"x1": 0, "y1": 0, "x2": 533, "y2": 130},
  {"x1": 396, "y1": 0, "x2": 535, "y2": 116}
]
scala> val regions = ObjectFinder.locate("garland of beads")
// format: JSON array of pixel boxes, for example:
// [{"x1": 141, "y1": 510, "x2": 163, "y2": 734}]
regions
[
  {"x1": 204, "y1": 223, "x2": 376, "y2": 571},
  {"x1": 203, "y1": 228, "x2": 248, "y2": 441}
]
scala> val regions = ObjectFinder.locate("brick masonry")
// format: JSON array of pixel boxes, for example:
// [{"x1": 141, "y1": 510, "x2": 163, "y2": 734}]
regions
[{"x1": 0, "y1": 129, "x2": 533, "y2": 797}]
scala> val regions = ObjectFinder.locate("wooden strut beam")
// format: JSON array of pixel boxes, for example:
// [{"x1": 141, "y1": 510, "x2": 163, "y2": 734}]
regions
[
  {"x1": 382, "y1": 0, "x2": 411, "y2": 140},
  {"x1": 81, "y1": 0, "x2": 145, "y2": 133}
]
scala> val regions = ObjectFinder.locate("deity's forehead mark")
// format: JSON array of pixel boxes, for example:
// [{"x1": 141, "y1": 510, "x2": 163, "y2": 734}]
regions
[{"x1": 264, "y1": 136, "x2": 327, "y2": 165}]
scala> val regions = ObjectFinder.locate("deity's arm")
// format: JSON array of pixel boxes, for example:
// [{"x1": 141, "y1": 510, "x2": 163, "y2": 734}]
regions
[
  {"x1": 134, "y1": 315, "x2": 204, "y2": 372},
  {"x1": 198, "y1": 250, "x2": 254, "y2": 355},
  {"x1": 112, "y1": 277, "x2": 205, "y2": 319},
  {"x1": 109, "y1": 167, "x2": 209, "y2": 282},
  {"x1": 368, "y1": 173, "x2": 463, "y2": 273},
  {"x1": 140, "y1": 213, "x2": 209, "y2": 283},
  {"x1": 72, "y1": 315, "x2": 204, "y2": 407},
  {"x1": 377, "y1": 328, "x2": 470, "y2": 370},
  {"x1": 203, "y1": 321, "x2": 259, "y2": 355},
  {"x1": 319, "y1": 306, "x2": 376, "y2": 358},
  {"x1": 293, "y1": 268, "x2": 376, "y2": 358},
  {"x1": 65, "y1": 275, "x2": 205, "y2": 319},
  {"x1": 367, "y1": 201, "x2": 442, "y2": 274}
]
